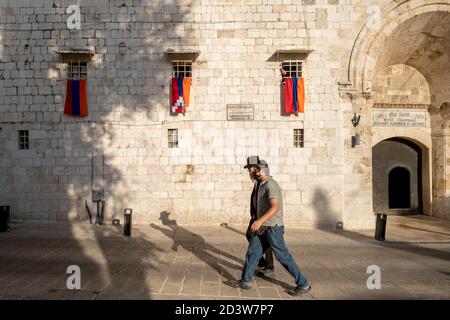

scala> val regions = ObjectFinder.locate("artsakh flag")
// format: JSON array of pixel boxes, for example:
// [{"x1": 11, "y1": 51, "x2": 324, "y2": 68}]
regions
[
  {"x1": 284, "y1": 77, "x2": 305, "y2": 113},
  {"x1": 171, "y1": 76, "x2": 191, "y2": 113},
  {"x1": 64, "y1": 80, "x2": 88, "y2": 117}
]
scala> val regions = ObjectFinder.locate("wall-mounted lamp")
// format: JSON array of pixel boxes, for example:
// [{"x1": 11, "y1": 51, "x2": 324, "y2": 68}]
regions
[
  {"x1": 351, "y1": 113, "x2": 361, "y2": 148},
  {"x1": 119, "y1": 42, "x2": 127, "y2": 56},
  {"x1": 351, "y1": 113, "x2": 361, "y2": 127},
  {"x1": 351, "y1": 133, "x2": 361, "y2": 148}
]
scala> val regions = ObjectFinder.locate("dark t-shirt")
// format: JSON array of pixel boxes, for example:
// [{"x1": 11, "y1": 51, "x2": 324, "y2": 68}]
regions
[{"x1": 251, "y1": 181, "x2": 260, "y2": 220}]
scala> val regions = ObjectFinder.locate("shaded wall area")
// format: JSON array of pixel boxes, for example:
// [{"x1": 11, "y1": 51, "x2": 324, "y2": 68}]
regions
[
  {"x1": 0, "y1": 0, "x2": 196, "y2": 299},
  {"x1": 373, "y1": 64, "x2": 430, "y2": 105},
  {"x1": 372, "y1": 11, "x2": 450, "y2": 107}
]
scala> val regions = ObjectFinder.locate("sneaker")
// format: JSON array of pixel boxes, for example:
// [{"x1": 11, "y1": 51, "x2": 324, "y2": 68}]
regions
[
  {"x1": 225, "y1": 280, "x2": 251, "y2": 290},
  {"x1": 256, "y1": 267, "x2": 275, "y2": 277},
  {"x1": 288, "y1": 284, "x2": 312, "y2": 296}
]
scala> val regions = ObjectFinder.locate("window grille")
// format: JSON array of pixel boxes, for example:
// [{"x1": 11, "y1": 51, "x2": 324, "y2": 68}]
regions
[
  {"x1": 68, "y1": 62, "x2": 87, "y2": 80},
  {"x1": 18, "y1": 130, "x2": 29, "y2": 150},
  {"x1": 168, "y1": 129, "x2": 178, "y2": 148},
  {"x1": 293, "y1": 129, "x2": 304, "y2": 148},
  {"x1": 280, "y1": 60, "x2": 303, "y2": 82},
  {"x1": 172, "y1": 60, "x2": 192, "y2": 78}
]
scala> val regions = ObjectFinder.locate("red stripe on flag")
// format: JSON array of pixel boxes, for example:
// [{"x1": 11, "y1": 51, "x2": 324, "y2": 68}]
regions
[
  {"x1": 171, "y1": 77, "x2": 179, "y2": 112},
  {"x1": 64, "y1": 80, "x2": 73, "y2": 115},
  {"x1": 284, "y1": 78, "x2": 294, "y2": 113}
]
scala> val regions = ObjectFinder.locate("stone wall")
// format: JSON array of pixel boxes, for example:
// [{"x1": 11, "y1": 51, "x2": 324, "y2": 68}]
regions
[
  {"x1": 1, "y1": 0, "x2": 449, "y2": 228},
  {"x1": 373, "y1": 64, "x2": 431, "y2": 105}
]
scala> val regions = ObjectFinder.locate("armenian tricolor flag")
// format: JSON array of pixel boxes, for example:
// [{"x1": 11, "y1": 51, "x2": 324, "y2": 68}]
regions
[
  {"x1": 171, "y1": 76, "x2": 191, "y2": 113},
  {"x1": 284, "y1": 77, "x2": 305, "y2": 113},
  {"x1": 64, "y1": 80, "x2": 88, "y2": 117}
]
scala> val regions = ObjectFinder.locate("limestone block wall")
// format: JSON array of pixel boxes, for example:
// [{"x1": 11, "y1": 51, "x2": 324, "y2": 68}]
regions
[
  {"x1": 373, "y1": 65, "x2": 431, "y2": 105},
  {"x1": 3, "y1": 0, "x2": 447, "y2": 228},
  {"x1": 430, "y1": 110, "x2": 450, "y2": 221},
  {"x1": 341, "y1": 94, "x2": 375, "y2": 229}
]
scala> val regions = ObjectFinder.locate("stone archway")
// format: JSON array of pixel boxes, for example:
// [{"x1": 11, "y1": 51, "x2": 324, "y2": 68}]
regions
[
  {"x1": 344, "y1": 1, "x2": 450, "y2": 103},
  {"x1": 342, "y1": 2, "x2": 450, "y2": 225},
  {"x1": 366, "y1": 10, "x2": 450, "y2": 217},
  {"x1": 373, "y1": 138, "x2": 423, "y2": 215}
]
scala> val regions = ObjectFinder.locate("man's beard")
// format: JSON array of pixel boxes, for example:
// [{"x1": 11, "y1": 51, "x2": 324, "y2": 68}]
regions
[{"x1": 252, "y1": 172, "x2": 263, "y2": 181}]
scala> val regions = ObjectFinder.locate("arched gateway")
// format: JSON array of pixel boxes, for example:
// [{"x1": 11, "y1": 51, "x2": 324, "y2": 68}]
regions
[{"x1": 373, "y1": 138, "x2": 423, "y2": 215}]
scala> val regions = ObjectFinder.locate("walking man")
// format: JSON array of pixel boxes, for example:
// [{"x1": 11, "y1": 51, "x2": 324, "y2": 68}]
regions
[
  {"x1": 229, "y1": 155, "x2": 312, "y2": 296},
  {"x1": 246, "y1": 157, "x2": 274, "y2": 275}
]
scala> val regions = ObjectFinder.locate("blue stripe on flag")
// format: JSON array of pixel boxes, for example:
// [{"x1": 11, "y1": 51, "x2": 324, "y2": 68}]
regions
[
  {"x1": 177, "y1": 76, "x2": 184, "y2": 98},
  {"x1": 292, "y1": 77, "x2": 298, "y2": 113},
  {"x1": 72, "y1": 80, "x2": 80, "y2": 116},
  {"x1": 177, "y1": 77, "x2": 184, "y2": 112}
]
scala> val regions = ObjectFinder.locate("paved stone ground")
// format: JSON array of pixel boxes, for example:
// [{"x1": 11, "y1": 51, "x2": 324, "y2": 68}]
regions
[{"x1": 0, "y1": 215, "x2": 449, "y2": 300}]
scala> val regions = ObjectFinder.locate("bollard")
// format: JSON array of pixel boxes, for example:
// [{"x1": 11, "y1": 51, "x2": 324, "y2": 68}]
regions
[
  {"x1": 375, "y1": 213, "x2": 387, "y2": 241},
  {"x1": 124, "y1": 208, "x2": 132, "y2": 237},
  {"x1": 0, "y1": 205, "x2": 10, "y2": 232}
]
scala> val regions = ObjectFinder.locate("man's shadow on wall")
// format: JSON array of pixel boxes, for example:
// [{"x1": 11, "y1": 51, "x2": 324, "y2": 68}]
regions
[{"x1": 151, "y1": 211, "x2": 243, "y2": 282}]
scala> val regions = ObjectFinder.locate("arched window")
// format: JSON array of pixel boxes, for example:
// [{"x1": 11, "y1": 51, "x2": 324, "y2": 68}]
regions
[{"x1": 388, "y1": 167, "x2": 411, "y2": 209}]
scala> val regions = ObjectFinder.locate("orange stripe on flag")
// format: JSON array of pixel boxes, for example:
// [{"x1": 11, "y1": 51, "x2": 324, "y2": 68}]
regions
[
  {"x1": 296, "y1": 77, "x2": 305, "y2": 113},
  {"x1": 79, "y1": 80, "x2": 88, "y2": 117},
  {"x1": 182, "y1": 77, "x2": 191, "y2": 108}
]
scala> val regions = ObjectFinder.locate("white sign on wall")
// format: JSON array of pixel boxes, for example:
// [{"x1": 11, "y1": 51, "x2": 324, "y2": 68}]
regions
[
  {"x1": 227, "y1": 104, "x2": 254, "y2": 121},
  {"x1": 372, "y1": 109, "x2": 427, "y2": 127}
]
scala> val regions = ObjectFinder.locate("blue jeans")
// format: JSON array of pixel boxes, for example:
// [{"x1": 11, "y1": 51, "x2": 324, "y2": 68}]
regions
[{"x1": 240, "y1": 225, "x2": 309, "y2": 288}]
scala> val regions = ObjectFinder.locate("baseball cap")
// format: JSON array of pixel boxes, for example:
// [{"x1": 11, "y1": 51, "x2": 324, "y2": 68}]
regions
[
  {"x1": 244, "y1": 156, "x2": 269, "y2": 169},
  {"x1": 244, "y1": 155, "x2": 261, "y2": 169}
]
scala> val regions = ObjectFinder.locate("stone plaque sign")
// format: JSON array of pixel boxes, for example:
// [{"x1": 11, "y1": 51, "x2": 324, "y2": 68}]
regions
[
  {"x1": 227, "y1": 104, "x2": 254, "y2": 121},
  {"x1": 372, "y1": 109, "x2": 426, "y2": 127}
]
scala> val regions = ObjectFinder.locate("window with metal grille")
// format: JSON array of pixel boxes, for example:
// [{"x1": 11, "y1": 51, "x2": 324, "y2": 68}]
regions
[
  {"x1": 172, "y1": 60, "x2": 192, "y2": 77},
  {"x1": 68, "y1": 62, "x2": 87, "y2": 80},
  {"x1": 168, "y1": 129, "x2": 178, "y2": 148},
  {"x1": 18, "y1": 130, "x2": 29, "y2": 150},
  {"x1": 293, "y1": 129, "x2": 304, "y2": 148},
  {"x1": 280, "y1": 60, "x2": 303, "y2": 84}
]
